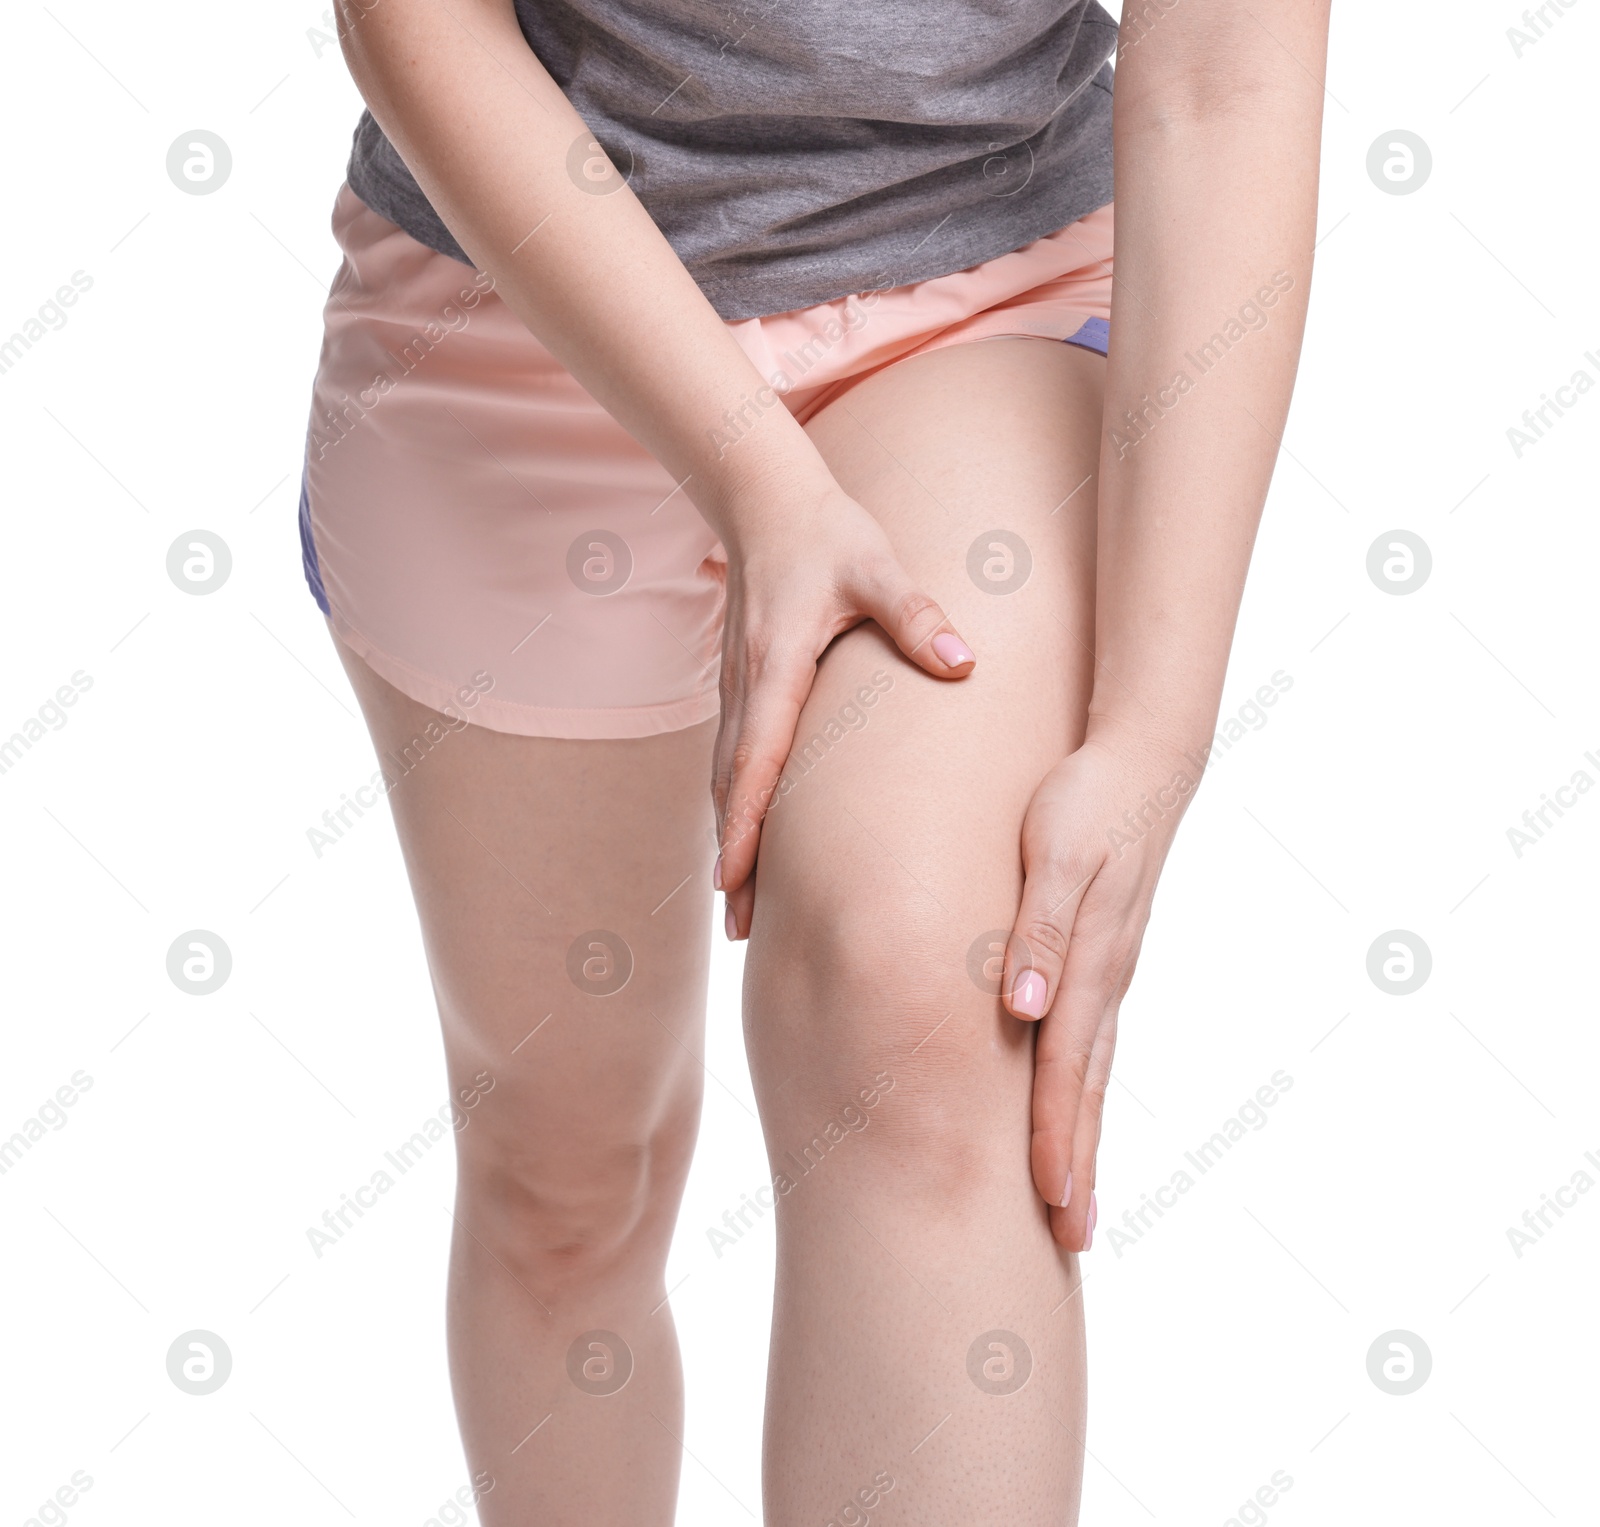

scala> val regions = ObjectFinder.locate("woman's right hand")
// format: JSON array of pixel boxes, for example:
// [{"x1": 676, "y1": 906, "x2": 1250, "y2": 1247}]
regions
[{"x1": 711, "y1": 478, "x2": 977, "y2": 938}]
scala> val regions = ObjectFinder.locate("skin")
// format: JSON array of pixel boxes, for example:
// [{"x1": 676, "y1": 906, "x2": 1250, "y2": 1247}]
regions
[
  {"x1": 744, "y1": 337, "x2": 1103, "y2": 1522},
  {"x1": 332, "y1": 638, "x2": 717, "y2": 1523},
  {"x1": 330, "y1": 0, "x2": 1331, "y2": 1518},
  {"x1": 999, "y1": 2, "x2": 1332, "y2": 1252}
]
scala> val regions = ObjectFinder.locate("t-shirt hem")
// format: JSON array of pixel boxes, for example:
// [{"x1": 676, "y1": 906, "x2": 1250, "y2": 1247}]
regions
[
  {"x1": 699, "y1": 184, "x2": 1117, "y2": 320},
  {"x1": 344, "y1": 161, "x2": 1116, "y2": 323}
]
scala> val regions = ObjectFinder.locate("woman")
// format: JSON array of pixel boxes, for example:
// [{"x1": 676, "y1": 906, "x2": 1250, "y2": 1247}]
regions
[{"x1": 299, "y1": 0, "x2": 1330, "y2": 1519}]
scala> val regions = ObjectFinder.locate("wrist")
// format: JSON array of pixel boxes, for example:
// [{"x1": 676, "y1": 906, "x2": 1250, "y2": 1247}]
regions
[
  {"x1": 691, "y1": 412, "x2": 841, "y2": 548},
  {"x1": 1081, "y1": 707, "x2": 1219, "y2": 779}
]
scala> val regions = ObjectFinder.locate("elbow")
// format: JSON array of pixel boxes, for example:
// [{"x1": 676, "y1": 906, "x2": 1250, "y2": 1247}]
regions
[
  {"x1": 1117, "y1": 58, "x2": 1291, "y2": 135},
  {"x1": 1113, "y1": 3, "x2": 1330, "y2": 133}
]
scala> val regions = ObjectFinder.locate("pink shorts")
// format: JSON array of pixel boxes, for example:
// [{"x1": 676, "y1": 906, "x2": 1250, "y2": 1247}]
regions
[{"x1": 301, "y1": 184, "x2": 1113, "y2": 739}]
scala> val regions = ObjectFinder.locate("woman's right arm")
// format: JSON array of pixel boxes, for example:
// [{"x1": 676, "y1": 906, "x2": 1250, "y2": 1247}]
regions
[
  {"x1": 339, "y1": 0, "x2": 813, "y2": 517},
  {"x1": 338, "y1": 0, "x2": 976, "y2": 917}
]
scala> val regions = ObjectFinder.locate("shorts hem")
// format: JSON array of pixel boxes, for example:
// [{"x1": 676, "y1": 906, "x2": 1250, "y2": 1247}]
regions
[{"x1": 327, "y1": 611, "x2": 722, "y2": 740}]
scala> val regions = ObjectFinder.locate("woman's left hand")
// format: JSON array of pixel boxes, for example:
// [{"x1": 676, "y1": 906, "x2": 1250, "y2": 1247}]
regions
[{"x1": 1000, "y1": 729, "x2": 1203, "y2": 1252}]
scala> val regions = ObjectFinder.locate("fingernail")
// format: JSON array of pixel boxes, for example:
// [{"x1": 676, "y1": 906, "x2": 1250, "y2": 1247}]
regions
[
  {"x1": 713, "y1": 854, "x2": 723, "y2": 891},
  {"x1": 932, "y1": 632, "x2": 975, "y2": 668},
  {"x1": 1011, "y1": 969, "x2": 1046, "y2": 1019},
  {"x1": 1083, "y1": 1217, "x2": 1094, "y2": 1251},
  {"x1": 1060, "y1": 1170, "x2": 1073, "y2": 1210},
  {"x1": 724, "y1": 903, "x2": 738, "y2": 942},
  {"x1": 1087, "y1": 1191, "x2": 1098, "y2": 1248}
]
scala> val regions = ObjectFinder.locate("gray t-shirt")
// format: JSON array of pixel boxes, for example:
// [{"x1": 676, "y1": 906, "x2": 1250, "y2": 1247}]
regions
[{"x1": 347, "y1": 0, "x2": 1117, "y2": 321}]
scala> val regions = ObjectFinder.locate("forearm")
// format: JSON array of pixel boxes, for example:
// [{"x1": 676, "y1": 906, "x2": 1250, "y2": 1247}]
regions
[
  {"x1": 336, "y1": 0, "x2": 832, "y2": 540},
  {"x1": 1086, "y1": 2, "x2": 1331, "y2": 758}
]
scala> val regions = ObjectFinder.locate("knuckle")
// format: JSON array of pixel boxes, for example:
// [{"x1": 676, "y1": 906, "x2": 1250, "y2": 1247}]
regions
[
  {"x1": 744, "y1": 620, "x2": 807, "y2": 670},
  {"x1": 1016, "y1": 917, "x2": 1070, "y2": 969},
  {"x1": 1032, "y1": 848, "x2": 1094, "y2": 905},
  {"x1": 1087, "y1": 945, "x2": 1138, "y2": 1006},
  {"x1": 1079, "y1": 1082, "x2": 1108, "y2": 1127},
  {"x1": 724, "y1": 788, "x2": 768, "y2": 834},
  {"x1": 1096, "y1": 1011, "x2": 1121, "y2": 1057},
  {"x1": 893, "y1": 587, "x2": 943, "y2": 634},
  {"x1": 734, "y1": 634, "x2": 777, "y2": 687},
  {"x1": 729, "y1": 737, "x2": 786, "y2": 794},
  {"x1": 1047, "y1": 1042, "x2": 1093, "y2": 1093},
  {"x1": 1088, "y1": 965, "x2": 1125, "y2": 1006},
  {"x1": 1072, "y1": 921, "x2": 1131, "y2": 978},
  {"x1": 1062, "y1": 1050, "x2": 1100, "y2": 1094}
]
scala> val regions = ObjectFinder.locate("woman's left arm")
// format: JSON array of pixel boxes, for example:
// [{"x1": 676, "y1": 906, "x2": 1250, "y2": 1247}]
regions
[{"x1": 1001, "y1": 0, "x2": 1334, "y2": 1249}]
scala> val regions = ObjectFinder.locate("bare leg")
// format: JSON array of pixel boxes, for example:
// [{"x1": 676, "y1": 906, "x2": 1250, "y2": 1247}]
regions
[
  {"x1": 335, "y1": 635, "x2": 716, "y2": 1525},
  {"x1": 744, "y1": 338, "x2": 1103, "y2": 1525}
]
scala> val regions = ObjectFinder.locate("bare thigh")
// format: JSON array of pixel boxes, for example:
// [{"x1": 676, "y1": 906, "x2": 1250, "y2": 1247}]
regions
[
  {"x1": 333, "y1": 632, "x2": 720, "y2": 1240},
  {"x1": 750, "y1": 335, "x2": 1100, "y2": 1161},
  {"x1": 333, "y1": 634, "x2": 718, "y2": 1517},
  {"x1": 333, "y1": 638, "x2": 718, "y2": 1179},
  {"x1": 744, "y1": 337, "x2": 1102, "y2": 1523}
]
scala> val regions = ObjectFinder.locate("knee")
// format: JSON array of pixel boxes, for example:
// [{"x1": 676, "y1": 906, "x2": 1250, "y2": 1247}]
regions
[
  {"x1": 750, "y1": 876, "x2": 1025, "y2": 1203},
  {"x1": 455, "y1": 1110, "x2": 696, "y2": 1295}
]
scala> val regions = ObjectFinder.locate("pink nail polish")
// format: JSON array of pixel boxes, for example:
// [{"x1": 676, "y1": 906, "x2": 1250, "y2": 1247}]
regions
[
  {"x1": 1011, "y1": 969, "x2": 1046, "y2": 1019},
  {"x1": 724, "y1": 904, "x2": 738, "y2": 941},
  {"x1": 713, "y1": 855, "x2": 723, "y2": 891},
  {"x1": 1083, "y1": 1218, "x2": 1094, "y2": 1252},
  {"x1": 1086, "y1": 1191, "x2": 1098, "y2": 1249},
  {"x1": 932, "y1": 632, "x2": 975, "y2": 668},
  {"x1": 1060, "y1": 1170, "x2": 1073, "y2": 1210}
]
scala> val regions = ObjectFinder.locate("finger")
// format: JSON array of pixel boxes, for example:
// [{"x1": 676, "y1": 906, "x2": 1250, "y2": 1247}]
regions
[
  {"x1": 1047, "y1": 1008, "x2": 1118, "y2": 1252},
  {"x1": 1047, "y1": 1189, "x2": 1098, "y2": 1255},
  {"x1": 715, "y1": 646, "x2": 813, "y2": 891},
  {"x1": 724, "y1": 872, "x2": 757, "y2": 942},
  {"x1": 1003, "y1": 846, "x2": 1102, "y2": 1223},
  {"x1": 707, "y1": 614, "x2": 777, "y2": 880},
  {"x1": 1001, "y1": 853, "x2": 1094, "y2": 1023},
  {"x1": 852, "y1": 563, "x2": 976, "y2": 678},
  {"x1": 708, "y1": 625, "x2": 743, "y2": 836},
  {"x1": 1027, "y1": 928, "x2": 1125, "y2": 1236}
]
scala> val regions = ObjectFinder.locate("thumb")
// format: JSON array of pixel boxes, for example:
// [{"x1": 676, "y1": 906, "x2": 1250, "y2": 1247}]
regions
[
  {"x1": 1001, "y1": 861, "x2": 1091, "y2": 1022},
  {"x1": 855, "y1": 561, "x2": 976, "y2": 678}
]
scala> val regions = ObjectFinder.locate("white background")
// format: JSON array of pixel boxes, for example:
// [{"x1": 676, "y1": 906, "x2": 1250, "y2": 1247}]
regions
[{"x1": 2, "y1": 1, "x2": 1596, "y2": 1523}]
